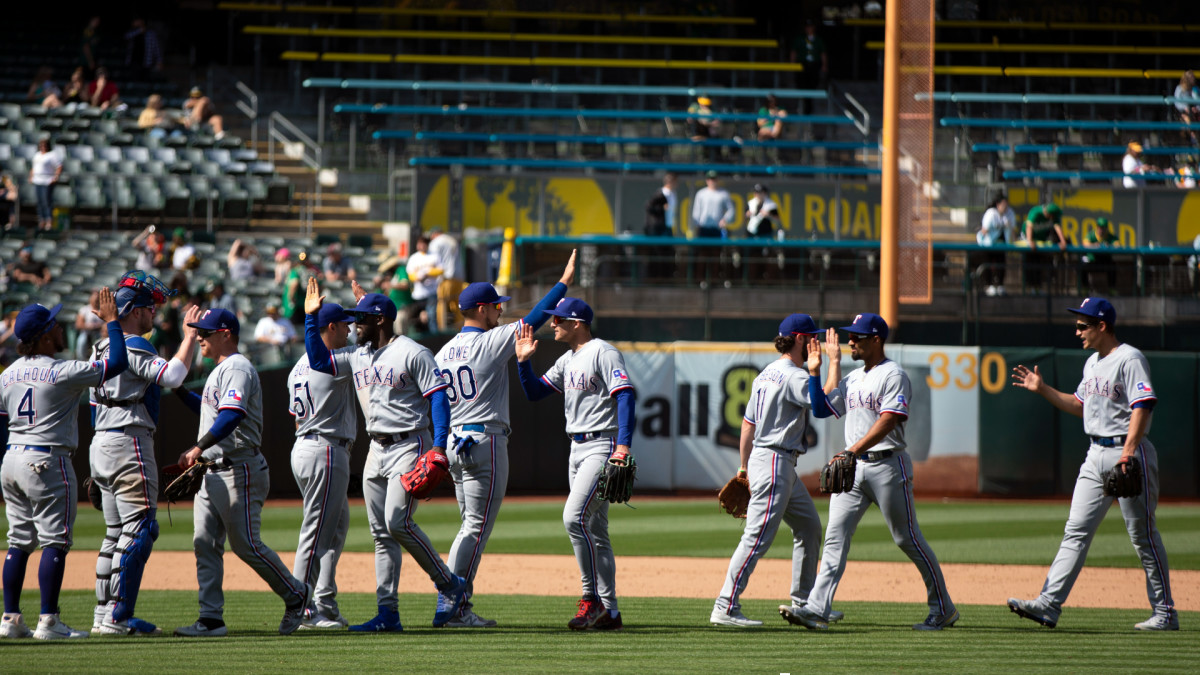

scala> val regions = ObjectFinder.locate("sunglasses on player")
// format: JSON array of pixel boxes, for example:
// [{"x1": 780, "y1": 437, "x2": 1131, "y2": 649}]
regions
[
  {"x1": 552, "y1": 316, "x2": 580, "y2": 326},
  {"x1": 196, "y1": 328, "x2": 229, "y2": 339},
  {"x1": 476, "y1": 302, "x2": 503, "y2": 310},
  {"x1": 1075, "y1": 321, "x2": 1099, "y2": 331}
]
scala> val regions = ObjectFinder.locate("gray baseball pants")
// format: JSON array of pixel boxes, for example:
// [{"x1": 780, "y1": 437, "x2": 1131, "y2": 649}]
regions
[
  {"x1": 2, "y1": 445, "x2": 76, "y2": 551},
  {"x1": 291, "y1": 436, "x2": 351, "y2": 618},
  {"x1": 447, "y1": 430, "x2": 509, "y2": 612},
  {"x1": 563, "y1": 436, "x2": 618, "y2": 612}
]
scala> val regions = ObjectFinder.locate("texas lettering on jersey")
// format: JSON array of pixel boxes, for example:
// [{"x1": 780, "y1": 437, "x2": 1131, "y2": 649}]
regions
[
  {"x1": 353, "y1": 365, "x2": 410, "y2": 392},
  {"x1": 846, "y1": 390, "x2": 879, "y2": 412},
  {"x1": 1079, "y1": 376, "x2": 1124, "y2": 402},
  {"x1": 565, "y1": 370, "x2": 601, "y2": 392}
]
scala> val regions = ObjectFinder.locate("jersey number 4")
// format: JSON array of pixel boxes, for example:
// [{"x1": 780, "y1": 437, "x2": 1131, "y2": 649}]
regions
[
  {"x1": 437, "y1": 366, "x2": 477, "y2": 403},
  {"x1": 17, "y1": 388, "x2": 36, "y2": 424},
  {"x1": 292, "y1": 382, "x2": 315, "y2": 418}
]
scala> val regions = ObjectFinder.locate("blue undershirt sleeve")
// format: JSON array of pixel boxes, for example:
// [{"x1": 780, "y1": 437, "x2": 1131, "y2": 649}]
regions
[
  {"x1": 100, "y1": 321, "x2": 128, "y2": 381},
  {"x1": 522, "y1": 282, "x2": 568, "y2": 331},
  {"x1": 614, "y1": 388, "x2": 636, "y2": 447},
  {"x1": 305, "y1": 313, "x2": 335, "y2": 374},
  {"x1": 809, "y1": 376, "x2": 833, "y2": 418},
  {"x1": 517, "y1": 360, "x2": 557, "y2": 401},
  {"x1": 1131, "y1": 400, "x2": 1155, "y2": 410},
  {"x1": 429, "y1": 388, "x2": 449, "y2": 448},
  {"x1": 205, "y1": 408, "x2": 246, "y2": 445}
]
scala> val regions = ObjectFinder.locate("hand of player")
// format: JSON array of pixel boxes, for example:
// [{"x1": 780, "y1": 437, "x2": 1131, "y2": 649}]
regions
[
  {"x1": 806, "y1": 335, "x2": 822, "y2": 374},
  {"x1": 94, "y1": 287, "x2": 118, "y2": 322},
  {"x1": 181, "y1": 305, "x2": 202, "y2": 338},
  {"x1": 351, "y1": 279, "x2": 366, "y2": 302},
  {"x1": 514, "y1": 322, "x2": 538, "y2": 362},
  {"x1": 179, "y1": 446, "x2": 203, "y2": 469},
  {"x1": 559, "y1": 248, "x2": 577, "y2": 286},
  {"x1": 304, "y1": 276, "x2": 324, "y2": 315},
  {"x1": 612, "y1": 445, "x2": 630, "y2": 464},
  {"x1": 1011, "y1": 364, "x2": 1043, "y2": 393},
  {"x1": 824, "y1": 327, "x2": 841, "y2": 361}
]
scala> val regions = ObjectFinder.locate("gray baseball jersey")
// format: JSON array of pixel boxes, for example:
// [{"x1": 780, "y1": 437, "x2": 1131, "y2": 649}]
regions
[
  {"x1": 744, "y1": 358, "x2": 814, "y2": 451},
  {"x1": 328, "y1": 337, "x2": 447, "y2": 435},
  {"x1": 198, "y1": 353, "x2": 262, "y2": 462},
  {"x1": 90, "y1": 335, "x2": 169, "y2": 431},
  {"x1": 287, "y1": 353, "x2": 357, "y2": 441},
  {"x1": 1, "y1": 355, "x2": 112, "y2": 448},
  {"x1": 827, "y1": 359, "x2": 911, "y2": 450},
  {"x1": 1074, "y1": 343, "x2": 1157, "y2": 437},
  {"x1": 540, "y1": 339, "x2": 633, "y2": 434},
  {"x1": 434, "y1": 322, "x2": 521, "y2": 429}
]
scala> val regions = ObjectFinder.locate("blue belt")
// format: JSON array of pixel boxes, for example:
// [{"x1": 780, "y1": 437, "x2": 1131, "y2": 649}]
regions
[
  {"x1": 860, "y1": 449, "x2": 895, "y2": 462},
  {"x1": 302, "y1": 433, "x2": 350, "y2": 448},
  {"x1": 6, "y1": 445, "x2": 52, "y2": 453},
  {"x1": 460, "y1": 424, "x2": 486, "y2": 433},
  {"x1": 569, "y1": 432, "x2": 611, "y2": 443},
  {"x1": 1090, "y1": 435, "x2": 1126, "y2": 447}
]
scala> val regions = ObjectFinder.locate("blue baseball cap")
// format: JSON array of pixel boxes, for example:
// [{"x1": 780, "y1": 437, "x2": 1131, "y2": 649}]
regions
[
  {"x1": 544, "y1": 297, "x2": 593, "y2": 324},
  {"x1": 350, "y1": 292, "x2": 398, "y2": 321},
  {"x1": 316, "y1": 302, "x2": 355, "y2": 327},
  {"x1": 458, "y1": 282, "x2": 511, "y2": 311},
  {"x1": 187, "y1": 307, "x2": 240, "y2": 335},
  {"x1": 14, "y1": 302, "x2": 62, "y2": 343},
  {"x1": 779, "y1": 313, "x2": 820, "y2": 336},
  {"x1": 1067, "y1": 297, "x2": 1116, "y2": 326},
  {"x1": 841, "y1": 312, "x2": 889, "y2": 341}
]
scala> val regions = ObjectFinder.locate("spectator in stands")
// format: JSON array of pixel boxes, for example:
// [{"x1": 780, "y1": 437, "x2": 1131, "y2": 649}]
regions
[
  {"x1": 976, "y1": 192, "x2": 1017, "y2": 296},
  {"x1": 183, "y1": 87, "x2": 226, "y2": 140},
  {"x1": 757, "y1": 95, "x2": 788, "y2": 141},
  {"x1": 125, "y1": 17, "x2": 163, "y2": 76},
  {"x1": 428, "y1": 227, "x2": 463, "y2": 331},
  {"x1": 7, "y1": 246, "x2": 52, "y2": 289},
  {"x1": 0, "y1": 309, "x2": 18, "y2": 367},
  {"x1": 280, "y1": 250, "x2": 312, "y2": 328},
  {"x1": 205, "y1": 280, "x2": 238, "y2": 316},
  {"x1": 1080, "y1": 217, "x2": 1120, "y2": 293},
  {"x1": 86, "y1": 67, "x2": 120, "y2": 111},
  {"x1": 322, "y1": 242, "x2": 356, "y2": 282},
  {"x1": 273, "y1": 247, "x2": 292, "y2": 284},
  {"x1": 170, "y1": 227, "x2": 198, "y2": 271},
  {"x1": 138, "y1": 94, "x2": 182, "y2": 139},
  {"x1": 227, "y1": 238, "x2": 262, "y2": 281},
  {"x1": 74, "y1": 290, "x2": 106, "y2": 359},
  {"x1": 745, "y1": 183, "x2": 780, "y2": 239},
  {"x1": 254, "y1": 304, "x2": 297, "y2": 349},
  {"x1": 790, "y1": 20, "x2": 827, "y2": 114},
  {"x1": 687, "y1": 96, "x2": 719, "y2": 140},
  {"x1": 26, "y1": 66, "x2": 60, "y2": 105},
  {"x1": 42, "y1": 67, "x2": 86, "y2": 109},
  {"x1": 1023, "y1": 201, "x2": 1067, "y2": 291},
  {"x1": 80, "y1": 16, "x2": 101, "y2": 73},
  {"x1": 406, "y1": 236, "x2": 440, "y2": 333},
  {"x1": 1122, "y1": 142, "x2": 1158, "y2": 188},
  {"x1": 133, "y1": 225, "x2": 168, "y2": 270},
  {"x1": 691, "y1": 171, "x2": 735, "y2": 284},
  {"x1": 0, "y1": 173, "x2": 16, "y2": 230},
  {"x1": 1174, "y1": 160, "x2": 1197, "y2": 189},
  {"x1": 30, "y1": 138, "x2": 62, "y2": 231},
  {"x1": 376, "y1": 247, "x2": 414, "y2": 336},
  {"x1": 1172, "y1": 71, "x2": 1200, "y2": 144},
  {"x1": 643, "y1": 174, "x2": 677, "y2": 281},
  {"x1": 1188, "y1": 233, "x2": 1200, "y2": 292}
]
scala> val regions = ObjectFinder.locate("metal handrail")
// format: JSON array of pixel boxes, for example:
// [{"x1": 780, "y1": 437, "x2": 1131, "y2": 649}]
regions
[
  {"x1": 234, "y1": 81, "x2": 258, "y2": 148},
  {"x1": 267, "y1": 111, "x2": 322, "y2": 207}
]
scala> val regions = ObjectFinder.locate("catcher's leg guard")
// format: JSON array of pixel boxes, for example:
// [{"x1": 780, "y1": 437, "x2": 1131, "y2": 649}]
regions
[{"x1": 111, "y1": 512, "x2": 159, "y2": 623}]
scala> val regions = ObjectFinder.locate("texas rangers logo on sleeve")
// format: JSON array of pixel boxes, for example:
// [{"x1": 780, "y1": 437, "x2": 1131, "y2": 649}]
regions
[
  {"x1": 612, "y1": 368, "x2": 628, "y2": 381},
  {"x1": 1135, "y1": 382, "x2": 1153, "y2": 394},
  {"x1": 226, "y1": 388, "x2": 243, "y2": 402},
  {"x1": 897, "y1": 394, "x2": 908, "y2": 409}
]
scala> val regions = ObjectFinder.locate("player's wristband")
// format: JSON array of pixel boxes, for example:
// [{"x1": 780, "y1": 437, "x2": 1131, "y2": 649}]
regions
[
  {"x1": 196, "y1": 433, "x2": 217, "y2": 450},
  {"x1": 737, "y1": 467, "x2": 747, "y2": 476}
]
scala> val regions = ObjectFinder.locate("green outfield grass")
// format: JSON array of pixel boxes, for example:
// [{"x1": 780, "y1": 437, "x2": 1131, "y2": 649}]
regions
[
  {"x1": 4, "y1": 591, "x2": 1196, "y2": 674},
  {"x1": 72, "y1": 499, "x2": 1200, "y2": 569}
]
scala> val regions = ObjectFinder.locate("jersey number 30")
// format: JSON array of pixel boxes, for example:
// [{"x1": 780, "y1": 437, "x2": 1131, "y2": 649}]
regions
[
  {"x1": 437, "y1": 366, "x2": 477, "y2": 403},
  {"x1": 17, "y1": 388, "x2": 36, "y2": 424}
]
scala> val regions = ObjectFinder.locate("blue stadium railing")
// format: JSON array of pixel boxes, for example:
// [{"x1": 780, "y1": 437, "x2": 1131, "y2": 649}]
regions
[
  {"x1": 305, "y1": 78, "x2": 829, "y2": 101},
  {"x1": 336, "y1": 104, "x2": 853, "y2": 127},
  {"x1": 406, "y1": 156, "x2": 881, "y2": 175},
  {"x1": 373, "y1": 129, "x2": 877, "y2": 152},
  {"x1": 940, "y1": 117, "x2": 1200, "y2": 131}
]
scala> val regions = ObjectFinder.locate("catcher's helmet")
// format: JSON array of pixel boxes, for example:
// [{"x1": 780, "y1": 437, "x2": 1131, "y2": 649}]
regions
[{"x1": 116, "y1": 270, "x2": 178, "y2": 317}]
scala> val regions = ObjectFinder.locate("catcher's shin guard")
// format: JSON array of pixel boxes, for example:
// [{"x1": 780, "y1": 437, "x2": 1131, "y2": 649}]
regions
[{"x1": 111, "y1": 514, "x2": 159, "y2": 623}]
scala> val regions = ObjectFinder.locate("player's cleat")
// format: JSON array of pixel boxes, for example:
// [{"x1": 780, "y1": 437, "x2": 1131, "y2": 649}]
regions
[
  {"x1": 99, "y1": 617, "x2": 163, "y2": 636},
  {"x1": 828, "y1": 609, "x2": 845, "y2": 623},
  {"x1": 432, "y1": 574, "x2": 469, "y2": 628},
  {"x1": 33, "y1": 614, "x2": 88, "y2": 640},
  {"x1": 174, "y1": 619, "x2": 228, "y2": 637},
  {"x1": 778, "y1": 605, "x2": 829, "y2": 630},
  {"x1": 348, "y1": 605, "x2": 403, "y2": 632},
  {"x1": 301, "y1": 611, "x2": 350, "y2": 630},
  {"x1": 592, "y1": 611, "x2": 624, "y2": 631},
  {"x1": 0, "y1": 613, "x2": 34, "y2": 639},
  {"x1": 1007, "y1": 598, "x2": 1057, "y2": 629},
  {"x1": 91, "y1": 603, "x2": 110, "y2": 634},
  {"x1": 280, "y1": 601, "x2": 314, "y2": 635},
  {"x1": 710, "y1": 608, "x2": 763, "y2": 628},
  {"x1": 1134, "y1": 614, "x2": 1179, "y2": 631},
  {"x1": 914, "y1": 608, "x2": 960, "y2": 631},
  {"x1": 567, "y1": 596, "x2": 605, "y2": 630},
  {"x1": 444, "y1": 610, "x2": 497, "y2": 628}
]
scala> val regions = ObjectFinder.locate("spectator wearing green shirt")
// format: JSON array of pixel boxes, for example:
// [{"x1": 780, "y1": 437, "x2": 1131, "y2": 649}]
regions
[
  {"x1": 1023, "y1": 202, "x2": 1067, "y2": 291},
  {"x1": 790, "y1": 20, "x2": 827, "y2": 114},
  {"x1": 1081, "y1": 217, "x2": 1120, "y2": 292},
  {"x1": 281, "y1": 251, "x2": 313, "y2": 328},
  {"x1": 377, "y1": 251, "x2": 415, "y2": 336}
]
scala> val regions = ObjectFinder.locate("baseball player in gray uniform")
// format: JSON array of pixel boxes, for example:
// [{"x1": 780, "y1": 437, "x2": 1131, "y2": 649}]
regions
[
  {"x1": 304, "y1": 278, "x2": 466, "y2": 632},
  {"x1": 1, "y1": 291, "x2": 128, "y2": 640},
  {"x1": 515, "y1": 298, "x2": 636, "y2": 631},
  {"x1": 435, "y1": 252, "x2": 575, "y2": 628},
  {"x1": 1009, "y1": 297, "x2": 1177, "y2": 630},
  {"x1": 287, "y1": 302, "x2": 356, "y2": 630},
  {"x1": 783, "y1": 313, "x2": 959, "y2": 631},
  {"x1": 711, "y1": 315, "x2": 838, "y2": 628},
  {"x1": 90, "y1": 273, "x2": 201, "y2": 637},
  {"x1": 172, "y1": 308, "x2": 312, "y2": 637}
]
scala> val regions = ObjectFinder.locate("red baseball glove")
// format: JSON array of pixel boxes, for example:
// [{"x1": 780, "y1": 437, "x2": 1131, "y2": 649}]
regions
[{"x1": 400, "y1": 450, "x2": 450, "y2": 499}]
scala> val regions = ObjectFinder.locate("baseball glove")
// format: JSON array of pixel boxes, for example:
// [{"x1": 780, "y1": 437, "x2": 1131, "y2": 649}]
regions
[
  {"x1": 717, "y1": 474, "x2": 750, "y2": 518},
  {"x1": 400, "y1": 450, "x2": 450, "y2": 499},
  {"x1": 820, "y1": 451, "x2": 857, "y2": 494},
  {"x1": 84, "y1": 476, "x2": 103, "y2": 511},
  {"x1": 596, "y1": 454, "x2": 637, "y2": 504},
  {"x1": 1102, "y1": 456, "x2": 1143, "y2": 498},
  {"x1": 162, "y1": 459, "x2": 214, "y2": 503}
]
